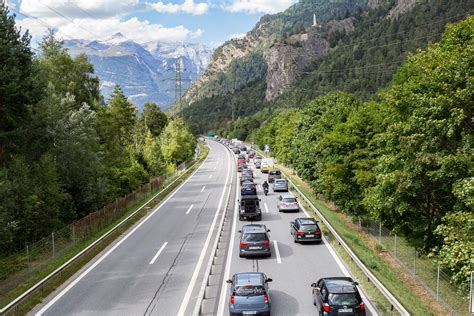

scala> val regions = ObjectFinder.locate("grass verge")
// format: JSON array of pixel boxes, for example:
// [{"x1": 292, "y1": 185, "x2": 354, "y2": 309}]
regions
[{"x1": 2, "y1": 142, "x2": 209, "y2": 315}]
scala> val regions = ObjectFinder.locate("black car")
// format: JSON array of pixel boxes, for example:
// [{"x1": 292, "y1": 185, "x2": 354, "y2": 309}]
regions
[
  {"x1": 239, "y1": 195, "x2": 262, "y2": 221},
  {"x1": 290, "y1": 218, "x2": 322, "y2": 243},
  {"x1": 239, "y1": 224, "x2": 271, "y2": 257},
  {"x1": 227, "y1": 272, "x2": 272, "y2": 316},
  {"x1": 311, "y1": 277, "x2": 366, "y2": 315}
]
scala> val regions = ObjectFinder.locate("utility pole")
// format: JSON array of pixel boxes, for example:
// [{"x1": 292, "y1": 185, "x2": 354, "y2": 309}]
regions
[{"x1": 163, "y1": 57, "x2": 191, "y2": 103}]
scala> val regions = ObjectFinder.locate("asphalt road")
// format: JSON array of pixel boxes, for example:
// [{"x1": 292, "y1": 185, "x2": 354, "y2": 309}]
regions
[
  {"x1": 33, "y1": 140, "x2": 235, "y2": 316},
  {"x1": 216, "y1": 155, "x2": 377, "y2": 316}
]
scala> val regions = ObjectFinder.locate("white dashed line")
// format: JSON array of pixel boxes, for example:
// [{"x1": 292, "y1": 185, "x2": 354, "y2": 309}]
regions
[
  {"x1": 273, "y1": 240, "x2": 282, "y2": 264},
  {"x1": 185, "y1": 204, "x2": 194, "y2": 215},
  {"x1": 209, "y1": 174, "x2": 213, "y2": 179},
  {"x1": 201, "y1": 186, "x2": 206, "y2": 192},
  {"x1": 149, "y1": 242, "x2": 168, "y2": 264},
  {"x1": 264, "y1": 202, "x2": 269, "y2": 213}
]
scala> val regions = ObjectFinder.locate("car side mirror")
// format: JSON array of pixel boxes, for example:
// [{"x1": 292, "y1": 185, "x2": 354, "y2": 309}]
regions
[
  {"x1": 290, "y1": 221, "x2": 294, "y2": 225},
  {"x1": 237, "y1": 199, "x2": 240, "y2": 202},
  {"x1": 267, "y1": 229, "x2": 271, "y2": 232},
  {"x1": 266, "y1": 278, "x2": 273, "y2": 282},
  {"x1": 238, "y1": 230, "x2": 242, "y2": 233},
  {"x1": 310, "y1": 283, "x2": 317, "y2": 288},
  {"x1": 354, "y1": 282, "x2": 359, "y2": 286},
  {"x1": 226, "y1": 279, "x2": 233, "y2": 284},
  {"x1": 259, "y1": 199, "x2": 261, "y2": 201}
]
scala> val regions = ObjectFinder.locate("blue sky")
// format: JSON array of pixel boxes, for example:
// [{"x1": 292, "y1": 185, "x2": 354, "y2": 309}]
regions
[{"x1": 7, "y1": 0, "x2": 298, "y2": 48}]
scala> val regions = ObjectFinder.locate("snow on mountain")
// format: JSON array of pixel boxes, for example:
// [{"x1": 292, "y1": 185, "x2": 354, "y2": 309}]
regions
[{"x1": 63, "y1": 36, "x2": 213, "y2": 110}]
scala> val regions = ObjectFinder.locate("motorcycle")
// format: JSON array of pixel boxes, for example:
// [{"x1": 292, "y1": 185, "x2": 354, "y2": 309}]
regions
[{"x1": 263, "y1": 186, "x2": 269, "y2": 196}]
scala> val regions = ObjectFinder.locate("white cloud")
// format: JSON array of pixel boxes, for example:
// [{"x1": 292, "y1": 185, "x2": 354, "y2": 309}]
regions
[
  {"x1": 148, "y1": 0, "x2": 209, "y2": 15},
  {"x1": 5, "y1": 0, "x2": 17, "y2": 9},
  {"x1": 224, "y1": 0, "x2": 297, "y2": 14},
  {"x1": 16, "y1": 0, "x2": 205, "y2": 45}
]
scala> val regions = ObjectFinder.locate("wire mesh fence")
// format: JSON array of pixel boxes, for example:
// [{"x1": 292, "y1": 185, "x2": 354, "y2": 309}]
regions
[
  {"x1": 0, "y1": 174, "x2": 168, "y2": 297},
  {"x1": 356, "y1": 218, "x2": 470, "y2": 315}
]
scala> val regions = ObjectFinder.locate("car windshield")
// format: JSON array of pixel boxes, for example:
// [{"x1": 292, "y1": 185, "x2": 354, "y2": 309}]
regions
[
  {"x1": 242, "y1": 233, "x2": 267, "y2": 242},
  {"x1": 234, "y1": 285, "x2": 265, "y2": 296},
  {"x1": 300, "y1": 224, "x2": 318, "y2": 231},
  {"x1": 282, "y1": 198, "x2": 296, "y2": 203},
  {"x1": 328, "y1": 293, "x2": 359, "y2": 305}
]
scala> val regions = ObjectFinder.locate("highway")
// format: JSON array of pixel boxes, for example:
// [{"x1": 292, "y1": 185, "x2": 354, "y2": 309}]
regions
[
  {"x1": 33, "y1": 140, "x2": 235, "y2": 316},
  {"x1": 216, "y1": 149, "x2": 378, "y2": 316},
  {"x1": 32, "y1": 140, "x2": 377, "y2": 315}
]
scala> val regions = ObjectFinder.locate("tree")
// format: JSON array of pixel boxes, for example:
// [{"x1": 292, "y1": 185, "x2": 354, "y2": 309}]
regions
[
  {"x1": 142, "y1": 102, "x2": 168, "y2": 137},
  {"x1": 364, "y1": 16, "x2": 474, "y2": 249},
  {"x1": 0, "y1": 4, "x2": 41, "y2": 160},
  {"x1": 160, "y1": 118, "x2": 197, "y2": 166}
]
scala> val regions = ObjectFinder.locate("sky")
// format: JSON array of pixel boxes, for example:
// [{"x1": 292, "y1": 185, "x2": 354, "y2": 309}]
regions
[{"x1": 6, "y1": 0, "x2": 298, "y2": 48}]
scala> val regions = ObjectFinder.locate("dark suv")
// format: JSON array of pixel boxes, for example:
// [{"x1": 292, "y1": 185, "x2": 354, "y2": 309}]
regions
[
  {"x1": 239, "y1": 224, "x2": 271, "y2": 257},
  {"x1": 311, "y1": 277, "x2": 366, "y2": 315},
  {"x1": 290, "y1": 218, "x2": 322, "y2": 243}
]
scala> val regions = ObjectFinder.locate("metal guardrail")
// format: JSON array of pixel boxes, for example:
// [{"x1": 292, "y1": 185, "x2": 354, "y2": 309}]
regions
[
  {"x1": 0, "y1": 156, "x2": 205, "y2": 315},
  {"x1": 283, "y1": 173, "x2": 410, "y2": 315}
]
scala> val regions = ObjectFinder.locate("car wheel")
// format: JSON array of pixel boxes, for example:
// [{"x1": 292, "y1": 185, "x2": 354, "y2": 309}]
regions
[{"x1": 239, "y1": 215, "x2": 243, "y2": 221}]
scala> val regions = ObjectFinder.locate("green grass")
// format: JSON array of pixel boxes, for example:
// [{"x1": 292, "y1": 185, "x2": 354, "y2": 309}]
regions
[{"x1": 0, "y1": 143, "x2": 209, "y2": 314}]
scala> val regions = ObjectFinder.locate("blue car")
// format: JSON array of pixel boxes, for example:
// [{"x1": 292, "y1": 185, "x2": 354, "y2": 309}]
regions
[
  {"x1": 227, "y1": 272, "x2": 272, "y2": 316},
  {"x1": 241, "y1": 181, "x2": 257, "y2": 195}
]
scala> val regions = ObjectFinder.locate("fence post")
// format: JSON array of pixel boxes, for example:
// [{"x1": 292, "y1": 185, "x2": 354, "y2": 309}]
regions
[
  {"x1": 413, "y1": 248, "x2": 417, "y2": 275},
  {"x1": 394, "y1": 234, "x2": 397, "y2": 257},
  {"x1": 72, "y1": 224, "x2": 76, "y2": 244},
  {"x1": 26, "y1": 245, "x2": 31, "y2": 270},
  {"x1": 52, "y1": 232, "x2": 55, "y2": 257},
  {"x1": 436, "y1": 264, "x2": 440, "y2": 301},
  {"x1": 378, "y1": 222, "x2": 382, "y2": 244}
]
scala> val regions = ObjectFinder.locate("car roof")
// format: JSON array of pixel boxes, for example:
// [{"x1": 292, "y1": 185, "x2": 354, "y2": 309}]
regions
[
  {"x1": 274, "y1": 179, "x2": 286, "y2": 183},
  {"x1": 242, "y1": 181, "x2": 255, "y2": 186},
  {"x1": 296, "y1": 218, "x2": 318, "y2": 225},
  {"x1": 281, "y1": 194, "x2": 296, "y2": 199},
  {"x1": 235, "y1": 272, "x2": 265, "y2": 286},
  {"x1": 242, "y1": 224, "x2": 267, "y2": 231},
  {"x1": 323, "y1": 277, "x2": 357, "y2": 294},
  {"x1": 240, "y1": 194, "x2": 259, "y2": 200}
]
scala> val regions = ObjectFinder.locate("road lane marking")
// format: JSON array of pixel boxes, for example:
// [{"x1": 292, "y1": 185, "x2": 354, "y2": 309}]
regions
[
  {"x1": 214, "y1": 166, "x2": 217, "y2": 170},
  {"x1": 177, "y1": 144, "x2": 232, "y2": 316},
  {"x1": 209, "y1": 174, "x2": 213, "y2": 179},
  {"x1": 35, "y1": 157, "x2": 206, "y2": 316},
  {"x1": 258, "y1": 185, "x2": 262, "y2": 192},
  {"x1": 149, "y1": 242, "x2": 168, "y2": 265},
  {"x1": 264, "y1": 202, "x2": 269, "y2": 213},
  {"x1": 217, "y1": 162, "x2": 239, "y2": 316},
  {"x1": 185, "y1": 204, "x2": 194, "y2": 215},
  {"x1": 201, "y1": 186, "x2": 206, "y2": 192},
  {"x1": 273, "y1": 240, "x2": 282, "y2": 264}
]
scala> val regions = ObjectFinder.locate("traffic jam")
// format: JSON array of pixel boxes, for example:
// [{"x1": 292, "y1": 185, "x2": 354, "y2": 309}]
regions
[{"x1": 218, "y1": 137, "x2": 368, "y2": 316}]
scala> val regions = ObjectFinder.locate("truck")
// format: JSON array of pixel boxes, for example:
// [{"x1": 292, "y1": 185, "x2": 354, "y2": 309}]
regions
[{"x1": 261, "y1": 158, "x2": 274, "y2": 174}]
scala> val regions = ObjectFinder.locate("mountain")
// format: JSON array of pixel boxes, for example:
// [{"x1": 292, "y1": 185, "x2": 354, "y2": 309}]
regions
[
  {"x1": 63, "y1": 33, "x2": 213, "y2": 110},
  {"x1": 169, "y1": 0, "x2": 473, "y2": 133}
]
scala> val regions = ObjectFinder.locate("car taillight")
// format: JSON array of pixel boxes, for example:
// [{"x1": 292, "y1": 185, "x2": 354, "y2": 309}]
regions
[
  {"x1": 240, "y1": 242, "x2": 248, "y2": 247},
  {"x1": 315, "y1": 230, "x2": 321, "y2": 235},
  {"x1": 296, "y1": 231, "x2": 305, "y2": 235},
  {"x1": 323, "y1": 303, "x2": 330, "y2": 312},
  {"x1": 264, "y1": 293, "x2": 269, "y2": 303},
  {"x1": 230, "y1": 295, "x2": 234, "y2": 305},
  {"x1": 360, "y1": 302, "x2": 365, "y2": 311},
  {"x1": 262, "y1": 240, "x2": 270, "y2": 246}
]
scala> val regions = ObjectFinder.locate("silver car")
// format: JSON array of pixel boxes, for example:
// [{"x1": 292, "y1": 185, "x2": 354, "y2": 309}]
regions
[
  {"x1": 278, "y1": 194, "x2": 299, "y2": 212},
  {"x1": 272, "y1": 179, "x2": 288, "y2": 192}
]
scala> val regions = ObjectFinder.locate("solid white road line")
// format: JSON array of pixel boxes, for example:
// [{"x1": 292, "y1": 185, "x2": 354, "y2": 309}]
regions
[
  {"x1": 273, "y1": 240, "x2": 282, "y2": 264},
  {"x1": 149, "y1": 242, "x2": 168, "y2": 265},
  {"x1": 216, "y1": 164, "x2": 239, "y2": 316},
  {"x1": 185, "y1": 204, "x2": 195, "y2": 215},
  {"x1": 264, "y1": 202, "x2": 269, "y2": 213},
  {"x1": 36, "y1": 158, "x2": 206, "y2": 316},
  {"x1": 299, "y1": 203, "x2": 378, "y2": 316},
  {"x1": 177, "y1": 145, "x2": 232, "y2": 316},
  {"x1": 201, "y1": 186, "x2": 206, "y2": 192}
]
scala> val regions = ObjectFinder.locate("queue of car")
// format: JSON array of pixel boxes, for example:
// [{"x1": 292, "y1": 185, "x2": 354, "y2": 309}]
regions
[{"x1": 216, "y1": 137, "x2": 367, "y2": 316}]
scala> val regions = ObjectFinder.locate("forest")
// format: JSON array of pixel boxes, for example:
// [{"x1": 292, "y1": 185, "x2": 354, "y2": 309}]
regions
[
  {"x1": 248, "y1": 16, "x2": 473, "y2": 290},
  {"x1": 0, "y1": 5, "x2": 196, "y2": 255}
]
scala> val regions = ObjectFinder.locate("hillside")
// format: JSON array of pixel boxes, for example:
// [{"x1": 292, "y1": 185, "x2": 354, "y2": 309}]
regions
[
  {"x1": 64, "y1": 34, "x2": 213, "y2": 110},
  {"x1": 170, "y1": 0, "x2": 474, "y2": 133}
]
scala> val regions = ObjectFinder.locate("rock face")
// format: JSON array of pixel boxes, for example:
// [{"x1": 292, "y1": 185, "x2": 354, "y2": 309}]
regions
[
  {"x1": 388, "y1": 0, "x2": 417, "y2": 19},
  {"x1": 265, "y1": 18, "x2": 355, "y2": 101},
  {"x1": 64, "y1": 34, "x2": 213, "y2": 110}
]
